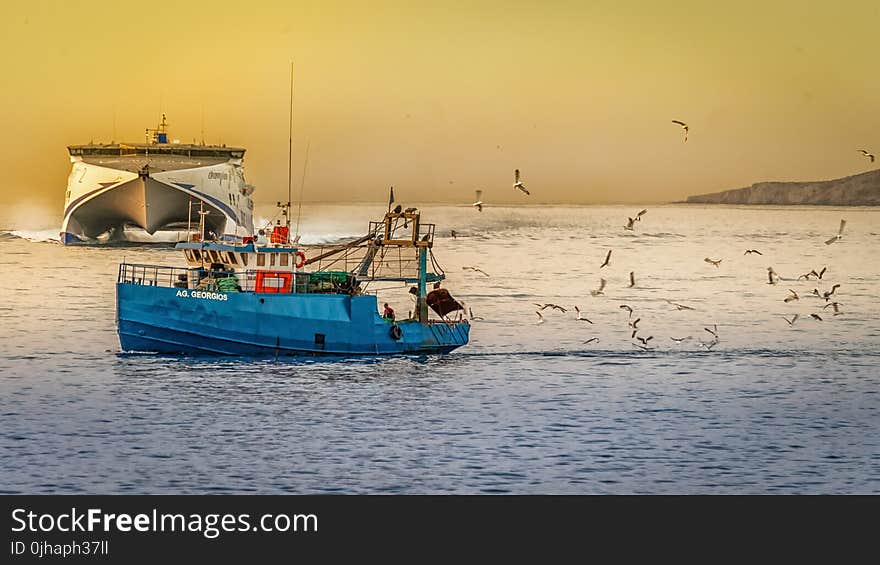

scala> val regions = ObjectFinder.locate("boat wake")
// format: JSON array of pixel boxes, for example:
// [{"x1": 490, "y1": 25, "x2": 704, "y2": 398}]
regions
[{"x1": 0, "y1": 229, "x2": 61, "y2": 243}]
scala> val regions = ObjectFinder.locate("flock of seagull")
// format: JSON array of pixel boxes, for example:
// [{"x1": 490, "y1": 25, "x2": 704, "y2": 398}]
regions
[
  {"x1": 512, "y1": 210, "x2": 849, "y2": 351},
  {"x1": 455, "y1": 120, "x2": 861, "y2": 351}
]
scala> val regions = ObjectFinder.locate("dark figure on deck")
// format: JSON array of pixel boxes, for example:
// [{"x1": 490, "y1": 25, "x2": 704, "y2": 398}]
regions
[{"x1": 382, "y1": 303, "x2": 395, "y2": 321}]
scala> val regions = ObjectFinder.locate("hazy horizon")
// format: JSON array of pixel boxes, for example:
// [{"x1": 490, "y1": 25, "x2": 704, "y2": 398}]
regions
[{"x1": 2, "y1": 0, "x2": 878, "y2": 209}]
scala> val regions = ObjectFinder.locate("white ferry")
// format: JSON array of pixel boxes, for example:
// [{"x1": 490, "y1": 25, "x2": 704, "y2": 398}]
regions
[{"x1": 61, "y1": 114, "x2": 255, "y2": 245}]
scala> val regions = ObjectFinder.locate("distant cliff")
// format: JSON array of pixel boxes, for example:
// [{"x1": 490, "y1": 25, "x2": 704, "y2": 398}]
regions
[{"x1": 686, "y1": 168, "x2": 880, "y2": 205}]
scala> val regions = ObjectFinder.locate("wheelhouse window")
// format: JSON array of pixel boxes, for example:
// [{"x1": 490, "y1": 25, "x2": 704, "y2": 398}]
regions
[
  {"x1": 240, "y1": 253, "x2": 249, "y2": 266},
  {"x1": 279, "y1": 253, "x2": 289, "y2": 267},
  {"x1": 257, "y1": 254, "x2": 265, "y2": 267}
]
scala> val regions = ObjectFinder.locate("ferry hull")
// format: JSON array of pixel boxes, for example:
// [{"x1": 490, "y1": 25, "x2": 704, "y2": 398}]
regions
[{"x1": 116, "y1": 284, "x2": 470, "y2": 356}]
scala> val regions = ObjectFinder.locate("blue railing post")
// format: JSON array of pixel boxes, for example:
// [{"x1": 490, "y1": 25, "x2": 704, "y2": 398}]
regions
[{"x1": 418, "y1": 247, "x2": 428, "y2": 322}]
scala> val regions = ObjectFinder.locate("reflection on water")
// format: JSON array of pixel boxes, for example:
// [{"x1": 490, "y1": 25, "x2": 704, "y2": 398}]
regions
[{"x1": 1, "y1": 204, "x2": 878, "y2": 493}]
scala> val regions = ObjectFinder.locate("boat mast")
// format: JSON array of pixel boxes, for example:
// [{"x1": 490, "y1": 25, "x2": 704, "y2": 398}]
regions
[{"x1": 285, "y1": 61, "x2": 294, "y2": 244}]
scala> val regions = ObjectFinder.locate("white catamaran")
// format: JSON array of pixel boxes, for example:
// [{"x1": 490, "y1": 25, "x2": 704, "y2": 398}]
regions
[{"x1": 61, "y1": 114, "x2": 255, "y2": 245}]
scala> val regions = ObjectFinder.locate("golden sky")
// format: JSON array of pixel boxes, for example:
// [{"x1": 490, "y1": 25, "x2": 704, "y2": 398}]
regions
[{"x1": 1, "y1": 0, "x2": 878, "y2": 208}]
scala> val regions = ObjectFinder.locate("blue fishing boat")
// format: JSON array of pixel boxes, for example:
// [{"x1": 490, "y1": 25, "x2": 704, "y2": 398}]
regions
[{"x1": 116, "y1": 209, "x2": 470, "y2": 355}]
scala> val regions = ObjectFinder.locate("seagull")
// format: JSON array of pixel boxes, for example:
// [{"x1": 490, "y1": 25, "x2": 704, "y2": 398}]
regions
[
  {"x1": 767, "y1": 267, "x2": 781, "y2": 285},
  {"x1": 583, "y1": 337, "x2": 599, "y2": 345},
  {"x1": 824, "y1": 219, "x2": 846, "y2": 245},
  {"x1": 631, "y1": 329, "x2": 639, "y2": 339},
  {"x1": 462, "y1": 266, "x2": 490, "y2": 277},
  {"x1": 822, "y1": 284, "x2": 840, "y2": 301},
  {"x1": 784, "y1": 289, "x2": 799, "y2": 303},
  {"x1": 467, "y1": 307, "x2": 485, "y2": 321},
  {"x1": 628, "y1": 271, "x2": 636, "y2": 288},
  {"x1": 392, "y1": 204, "x2": 403, "y2": 214},
  {"x1": 636, "y1": 335, "x2": 654, "y2": 346},
  {"x1": 600, "y1": 249, "x2": 612, "y2": 269},
  {"x1": 535, "y1": 303, "x2": 566, "y2": 312},
  {"x1": 704, "y1": 257, "x2": 722, "y2": 268},
  {"x1": 404, "y1": 207, "x2": 418, "y2": 214},
  {"x1": 513, "y1": 169, "x2": 530, "y2": 195},
  {"x1": 535, "y1": 311, "x2": 545, "y2": 324},
  {"x1": 670, "y1": 336, "x2": 692, "y2": 343},
  {"x1": 619, "y1": 304, "x2": 634, "y2": 317},
  {"x1": 590, "y1": 278, "x2": 607, "y2": 297},
  {"x1": 665, "y1": 300, "x2": 696, "y2": 311},
  {"x1": 671, "y1": 120, "x2": 689, "y2": 142},
  {"x1": 472, "y1": 190, "x2": 483, "y2": 212},
  {"x1": 782, "y1": 314, "x2": 799, "y2": 326},
  {"x1": 698, "y1": 339, "x2": 718, "y2": 350},
  {"x1": 450, "y1": 230, "x2": 457, "y2": 239},
  {"x1": 810, "y1": 313, "x2": 823, "y2": 321},
  {"x1": 816, "y1": 267, "x2": 827, "y2": 280},
  {"x1": 744, "y1": 249, "x2": 763, "y2": 255},
  {"x1": 624, "y1": 209, "x2": 648, "y2": 230},
  {"x1": 628, "y1": 317, "x2": 641, "y2": 329},
  {"x1": 704, "y1": 324, "x2": 718, "y2": 339},
  {"x1": 858, "y1": 149, "x2": 875, "y2": 163},
  {"x1": 822, "y1": 302, "x2": 843, "y2": 315},
  {"x1": 574, "y1": 306, "x2": 593, "y2": 323}
]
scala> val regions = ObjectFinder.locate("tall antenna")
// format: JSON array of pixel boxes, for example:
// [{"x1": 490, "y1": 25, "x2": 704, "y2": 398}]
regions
[
  {"x1": 295, "y1": 141, "x2": 311, "y2": 238},
  {"x1": 287, "y1": 60, "x2": 294, "y2": 231}
]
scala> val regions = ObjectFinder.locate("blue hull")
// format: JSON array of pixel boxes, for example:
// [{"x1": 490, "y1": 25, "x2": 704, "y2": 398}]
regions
[{"x1": 116, "y1": 283, "x2": 469, "y2": 356}]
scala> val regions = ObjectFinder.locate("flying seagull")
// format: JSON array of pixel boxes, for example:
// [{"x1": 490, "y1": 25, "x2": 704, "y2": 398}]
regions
[
  {"x1": 619, "y1": 304, "x2": 634, "y2": 317},
  {"x1": 767, "y1": 267, "x2": 779, "y2": 285},
  {"x1": 744, "y1": 249, "x2": 763, "y2": 255},
  {"x1": 628, "y1": 271, "x2": 636, "y2": 288},
  {"x1": 822, "y1": 284, "x2": 840, "y2": 301},
  {"x1": 671, "y1": 120, "x2": 689, "y2": 142},
  {"x1": 590, "y1": 278, "x2": 607, "y2": 297},
  {"x1": 574, "y1": 306, "x2": 593, "y2": 323},
  {"x1": 704, "y1": 257, "x2": 722, "y2": 268},
  {"x1": 822, "y1": 302, "x2": 843, "y2": 315},
  {"x1": 628, "y1": 317, "x2": 641, "y2": 329},
  {"x1": 784, "y1": 289, "x2": 800, "y2": 303},
  {"x1": 583, "y1": 337, "x2": 599, "y2": 345},
  {"x1": 698, "y1": 339, "x2": 718, "y2": 350},
  {"x1": 665, "y1": 299, "x2": 696, "y2": 311},
  {"x1": 810, "y1": 313, "x2": 823, "y2": 321},
  {"x1": 670, "y1": 336, "x2": 692, "y2": 343},
  {"x1": 472, "y1": 190, "x2": 483, "y2": 212},
  {"x1": 535, "y1": 311, "x2": 545, "y2": 324},
  {"x1": 858, "y1": 149, "x2": 875, "y2": 163},
  {"x1": 782, "y1": 314, "x2": 799, "y2": 326},
  {"x1": 824, "y1": 219, "x2": 846, "y2": 245},
  {"x1": 636, "y1": 335, "x2": 654, "y2": 346},
  {"x1": 535, "y1": 303, "x2": 566, "y2": 312},
  {"x1": 450, "y1": 230, "x2": 457, "y2": 239},
  {"x1": 462, "y1": 266, "x2": 490, "y2": 277},
  {"x1": 623, "y1": 209, "x2": 648, "y2": 231},
  {"x1": 600, "y1": 249, "x2": 612, "y2": 269},
  {"x1": 704, "y1": 324, "x2": 718, "y2": 339},
  {"x1": 513, "y1": 169, "x2": 530, "y2": 195}
]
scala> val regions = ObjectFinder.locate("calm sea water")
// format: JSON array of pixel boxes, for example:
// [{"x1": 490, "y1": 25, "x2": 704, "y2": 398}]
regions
[{"x1": 1, "y1": 204, "x2": 878, "y2": 493}]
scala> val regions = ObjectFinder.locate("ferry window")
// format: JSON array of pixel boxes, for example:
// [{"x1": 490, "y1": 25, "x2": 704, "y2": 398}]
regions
[
  {"x1": 211, "y1": 251, "x2": 221, "y2": 263},
  {"x1": 270, "y1": 253, "x2": 276, "y2": 267},
  {"x1": 227, "y1": 252, "x2": 238, "y2": 265},
  {"x1": 240, "y1": 253, "x2": 248, "y2": 266},
  {"x1": 193, "y1": 250, "x2": 201, "y2": 261},
  {"x1": 257, "y1": 254, "x2": 265, "y2": 267},
  {"x1": 279, "y1": 253, "x2": 289, "y2": 267},
  {"x1": 184, "y1": 250, "x2": 193, "y2": 262}
]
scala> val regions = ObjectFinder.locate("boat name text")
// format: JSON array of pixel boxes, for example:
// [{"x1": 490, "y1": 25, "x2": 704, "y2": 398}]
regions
[{"x1": 176, "y1": 289, "x2": 228, "y2": 301}]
